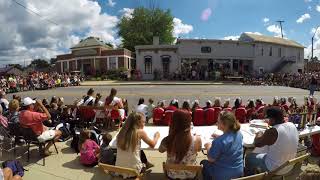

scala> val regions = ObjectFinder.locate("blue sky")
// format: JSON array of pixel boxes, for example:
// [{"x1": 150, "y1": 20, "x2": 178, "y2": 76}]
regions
[
  {"x1": 97, "y1": 0, "x2": 320, "y2": 47},
  {"x1": 0, "y1": 0, "x2": 319, "y2": 65}
]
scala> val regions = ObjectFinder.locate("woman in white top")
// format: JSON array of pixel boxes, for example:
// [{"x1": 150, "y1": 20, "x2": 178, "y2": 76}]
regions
[
  {"x1": 135, "y1": 98, "x2": 148, "y2": 118},
  {"x1": 159, "y1": 109, "x2": 202, "y2": 179},
  {"x1": 116, "y1": 112, "x2": 160, "y2": 178}
]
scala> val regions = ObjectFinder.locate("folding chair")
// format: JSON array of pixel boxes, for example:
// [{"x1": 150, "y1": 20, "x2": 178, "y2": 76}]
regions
[
  {"x1": 20, "y1": 127, "x2": 58, "y2": 166},
  {"x1": 231, "y1": 172, "x2": 268, "y2": 180},
  {"x1": 162, "y1": 162, "x2": 202, "y2": 180},
  {"x1": 99, "y1": 163, "x2": 144, "y2": 180},
  {"x1": 268, "y1": 153, "x2": 310, "y2": 180}
]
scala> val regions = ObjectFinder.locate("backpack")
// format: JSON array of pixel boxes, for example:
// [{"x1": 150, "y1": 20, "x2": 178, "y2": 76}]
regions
[
  {"x1": 55, "y1": 123, "x2": 71, "y2": 141},
  {"x1": 71, "y1": 128, "x2": 81, "y2": 153},
  {"x1": 90, "y1": 130, "x2": 102, "y2": 146},
  {"x1": 2, "y1": 160, "x2": 26, "y2": 177}
]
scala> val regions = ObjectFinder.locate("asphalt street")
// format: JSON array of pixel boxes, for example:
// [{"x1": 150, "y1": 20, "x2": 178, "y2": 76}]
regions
[{"x1": 13, "y1": 84, "x2": 314, "y2": 109}]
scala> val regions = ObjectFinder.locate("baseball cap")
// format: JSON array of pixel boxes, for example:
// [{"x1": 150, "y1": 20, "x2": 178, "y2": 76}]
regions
[{"x1": 23, "y1": 97, "x2": 36, "y2": 106}]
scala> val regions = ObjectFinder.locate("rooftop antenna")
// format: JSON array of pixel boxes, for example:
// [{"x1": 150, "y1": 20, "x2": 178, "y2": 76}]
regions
[{"x1": 276, "y1": 20, "x2": 285, "y2": 38}]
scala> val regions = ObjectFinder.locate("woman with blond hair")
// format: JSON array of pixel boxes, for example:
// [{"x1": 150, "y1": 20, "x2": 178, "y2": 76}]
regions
[
  {"x1": 201, "y1": 112, "x2": 243, "y2": 180},
  {"x1": 116, "y1": 112, "x2": 160, "y2": 178}
]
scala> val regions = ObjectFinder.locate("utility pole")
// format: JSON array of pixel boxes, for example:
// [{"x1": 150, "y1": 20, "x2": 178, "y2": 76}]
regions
[
  {"x1": 311, "y1": 26, "x2": 319, "y2": 61},
  {"x1": 276, "y1": 20, "x2": 285, "y2": 38}
]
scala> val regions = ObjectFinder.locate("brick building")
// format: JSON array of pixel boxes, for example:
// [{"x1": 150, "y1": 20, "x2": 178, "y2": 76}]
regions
[{"x1": 55, "y1": 37, "x2": 135, "y2": 75}]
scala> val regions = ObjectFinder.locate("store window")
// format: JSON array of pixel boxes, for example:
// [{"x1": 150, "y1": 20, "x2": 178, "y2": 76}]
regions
[
  {"x1": 201, "y1": 46, "x2": 211, "y2": 53},
  {"x1": 144, "y1": 56, "x2": 152, "y2": 74},
  {"x1": 109, "y1": 57, "x2": 117, "y2": 69}
]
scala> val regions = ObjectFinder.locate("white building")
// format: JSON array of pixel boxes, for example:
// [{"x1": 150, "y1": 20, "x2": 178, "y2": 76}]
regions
[{"x1": 135, "y1": 33, "x2": 304, "y2": 80}]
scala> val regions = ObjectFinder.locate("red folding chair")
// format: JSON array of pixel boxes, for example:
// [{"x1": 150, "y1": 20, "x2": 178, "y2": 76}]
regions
[
  {"x1": 235, "y1": 107, "x2": 247, "y2": 123},
  {"x1": 153, "y1": 108, "x2": 164, "y2": 125},
  {"x1": 163, "y1": 110, "x2": 174, "y2": 126},
  {"x1": 79, "y1": 107, "x2": 96, "y2": 127},
  {"x1": 193, "y1": 108, "x2": 205, "y2": 126},
  {"x1": 204, "y1": 108, "x2": 215, "y2": 125}
]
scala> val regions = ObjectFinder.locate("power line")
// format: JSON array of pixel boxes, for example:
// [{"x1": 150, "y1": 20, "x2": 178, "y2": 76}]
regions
[{"x1": 11, "y1": 0, "x2": 59, "y2": 26}]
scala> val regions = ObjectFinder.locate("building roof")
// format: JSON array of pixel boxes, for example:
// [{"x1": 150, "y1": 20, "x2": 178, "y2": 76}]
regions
[
  {"x1": 0, "y1": 66, "x2": 23, "y2": 75},
  {"x1": 71, "y1": 37, "x2": 112, "y2": 49},
  {"x1": 135, "y1": 44, "x2": 178, "y2": 50},
  {"x1": 240, "y1": 33, "x2": 304, "y2": 48}
]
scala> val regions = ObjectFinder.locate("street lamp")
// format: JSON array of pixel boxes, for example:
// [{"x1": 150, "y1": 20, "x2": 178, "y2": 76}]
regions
[{"x1": 311, "y1": 26, "x2": 319, "y2": 61}]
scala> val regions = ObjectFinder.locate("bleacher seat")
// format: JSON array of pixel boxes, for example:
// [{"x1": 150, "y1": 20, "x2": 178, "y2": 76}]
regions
[
  {"x1": 193, "y1": 108, "x2": 205, "y2": 126},
  {"x1": 204, "y1": 108, "x2": 215, "y2": 125}
]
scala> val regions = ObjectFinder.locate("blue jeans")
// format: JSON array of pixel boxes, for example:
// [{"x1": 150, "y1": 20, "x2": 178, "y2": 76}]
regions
[
  {"x1": 310, "y1": 84, "x2": 316, "y2": 96},
  {"x1": 200, "y1": 160, "x2": 213, "y2": 180},
  {"x1": 245, "y1": 153, "x2": 268, "y2": 175},
  {"x1": 201, "y1": 160, "x2": 243, "y2": 180}
]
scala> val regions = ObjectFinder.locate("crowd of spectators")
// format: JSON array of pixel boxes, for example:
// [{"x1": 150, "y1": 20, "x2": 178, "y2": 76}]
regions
[
  {"x1": 244, "y1": 72, "x2": 320, "y2": 91},
  {"x1": 0, "y1": 72, "x2": 82, "y2": 94},
  {"x1": 1, "y1": 87, "x2": 320, "y2": 179}
]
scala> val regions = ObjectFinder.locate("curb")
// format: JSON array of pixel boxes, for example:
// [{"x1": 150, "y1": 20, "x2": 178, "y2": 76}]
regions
[{"x1": 80, "y1": 82, "x2": 244, "y2": 86}]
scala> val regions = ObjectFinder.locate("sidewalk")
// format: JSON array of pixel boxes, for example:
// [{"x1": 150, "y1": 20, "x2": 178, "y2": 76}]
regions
[{"x1": 81, "y1": 80, "x2": 243, "y2": 86}]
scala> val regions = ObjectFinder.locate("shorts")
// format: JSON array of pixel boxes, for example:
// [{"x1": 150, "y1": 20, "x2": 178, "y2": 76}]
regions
[
  {"x1": 0, "y1": 169, "x2": 3, "y2": 180},
  {"x1": 37, "y1": 130, "x2": 56, "y2": 142}
]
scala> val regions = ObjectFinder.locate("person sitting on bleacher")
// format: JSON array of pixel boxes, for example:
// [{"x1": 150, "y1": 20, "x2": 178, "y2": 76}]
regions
[
  {"x1": 181, "y1": 100, "x2": 192, "y2": 115},
  {"x1": 191, "y1": 100, "x2": 200, "y2": 113},
  {"x1": 223, "y1": 99, "x2": 232, "y2": 112},
  {"x1": 159, "y1": 110, "x2": 202, "y2": 179},
  {"x1": 136, "y1": 98, "x2": 148, "y2": 118},
  {"x1": 246, "y1": 99, "x2": 256, "y2": 121},
  {"x1": 203, "y1": 100, "x2": 212, "y2": 110},
  {"x1": 19, "y1": 97, "x2": 62, "y2": 156},
  {"x1": 77, "y1": 88, "x2": 95, "y2": 106},
  {"x1": 245, "y1": 107, "x2": 299, "y2": 175}
]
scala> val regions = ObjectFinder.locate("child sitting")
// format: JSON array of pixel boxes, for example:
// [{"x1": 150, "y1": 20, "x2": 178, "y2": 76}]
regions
[
  {"x1": 99, "y1": 133, "x2": 116, "y2": 165},
  {"x1": 79, "y1": 130, "x2": 100, "y2": 167}
]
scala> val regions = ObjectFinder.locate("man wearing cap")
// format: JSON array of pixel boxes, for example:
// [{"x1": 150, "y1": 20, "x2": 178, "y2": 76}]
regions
[
  {"x1": 20, "y1": 97, "x2": 62, "y2": 156},
  {"x1": 245, "y1": 107, "x2": 298, "y2": 175},
  {"x1": 0, "y1": 91, "x2": 9, "y2": 110}
]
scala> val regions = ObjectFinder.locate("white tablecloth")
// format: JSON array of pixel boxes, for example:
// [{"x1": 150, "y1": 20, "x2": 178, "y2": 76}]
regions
[{"x1": 110, "y1": 124, "x2": 320, "y2": 150}]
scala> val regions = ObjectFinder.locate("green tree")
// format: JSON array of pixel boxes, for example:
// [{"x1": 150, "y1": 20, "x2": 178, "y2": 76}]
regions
[
  {"x1": 8, "y1": 64, "x2": 23, "y2": 70},
  {"x1": 118, "y1": 7, "x2": 175, "y2": 51},
  {"x1": 29, "y1": 59, "x2": 50, "y2": 69}
]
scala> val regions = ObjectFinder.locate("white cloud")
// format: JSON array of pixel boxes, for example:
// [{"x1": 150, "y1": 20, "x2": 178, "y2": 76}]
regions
[
  {"x1": 120, "y1": 8, "x2": 134, "y2": 19},
  {"x1": 245, "y1": 32, "x2": 262, "y2": 35},
  {"x1": 223, "y1": 35, "x2": 240, "y2": 40},
  {"x1": 267, "y1": 24, "x2": 285, "y2": 37},
  {"x1": 317, "y1": 5, "x2": 320, "y2": 12},
  {"x1": 304, "y1": 0, "x2": 312, "y2": 2},
  {"x1": 173, "y1": 18, "x2": 193, "y2": 37},
  {"x1": 107, "y1": 0, "x2": 116, "y2": 7},
  {"x1": 296, "y1": 13, "x2": 311, "y2": 23},
  {"x1": 305, "y1": 27, "x2": 320, "y2": 59},
  {"x1": 263, "y1": 17, "x2": 269, "y2": 23},
  {"x1": 223, "y1": 32, "x2": 262, "y2": 40},
  {"x1": 0, "y1": 0, "x2": 119, "y2": 66}
]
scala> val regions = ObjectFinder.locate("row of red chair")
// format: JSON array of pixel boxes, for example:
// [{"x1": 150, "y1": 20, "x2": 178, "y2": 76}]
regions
[
  {"x1": 152, "y1": 106, "x2": 262, "y2": 126},
  {"x1": 153, "y1": 107, "x2": 224, "y2": 126}
]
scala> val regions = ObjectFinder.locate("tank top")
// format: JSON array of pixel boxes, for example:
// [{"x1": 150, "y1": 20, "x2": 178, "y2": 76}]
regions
[
  {"x1": 166, "y1": 136, "x2": 197, "y2": 179},
  {"x1": 265, "y1": 122, "x2": 299, "y2": 175},
  {"x1": 116, "y1": 140, "x2": 143, "y2": 178}
]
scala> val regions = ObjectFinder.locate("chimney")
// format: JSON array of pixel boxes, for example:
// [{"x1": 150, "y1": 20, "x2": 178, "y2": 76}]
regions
[{"x1": 153, "y1": 36, "x2": 159, "y2": 45}]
